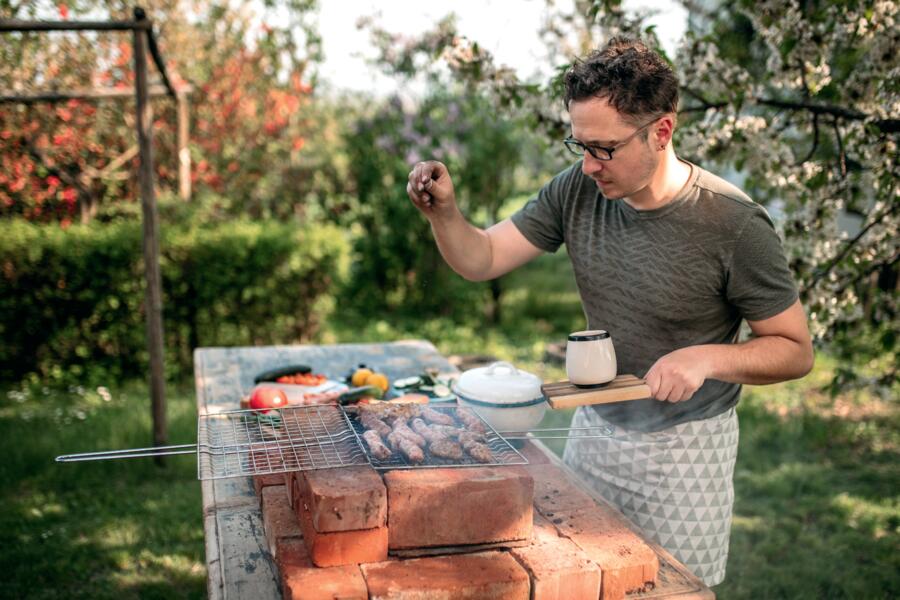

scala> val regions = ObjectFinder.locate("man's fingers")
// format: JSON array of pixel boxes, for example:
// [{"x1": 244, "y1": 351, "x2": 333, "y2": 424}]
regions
[
  {"x1": 656, "y1": 381, "x2": 673, "y2": 402},
  {"x1": 407, "y1": 160, "x2": 449, "y2": 211},
  {"x1": 406, "y1": 181, "x2": 433, "y2": 208},
  {"x1": 666, "y1": 384, "x2": 685, "y2": 403},
  {"x1": 644, "y1": 366, "x2": 660, "y2": 398}
]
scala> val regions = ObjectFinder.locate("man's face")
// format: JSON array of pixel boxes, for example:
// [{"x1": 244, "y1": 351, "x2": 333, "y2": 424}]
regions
[{"x1": 568, "y1": 97, "x2": 660, "y2": 200}]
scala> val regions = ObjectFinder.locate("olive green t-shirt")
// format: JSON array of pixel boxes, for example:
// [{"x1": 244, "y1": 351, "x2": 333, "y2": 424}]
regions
[{"x1": 511, "y1": 160, "x2": 798, "y2": 432}]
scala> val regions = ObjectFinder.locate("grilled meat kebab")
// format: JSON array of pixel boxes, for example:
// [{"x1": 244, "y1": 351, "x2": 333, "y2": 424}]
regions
[{"x1": 362, "y1": 430, "x2": 392, "y2": 460}]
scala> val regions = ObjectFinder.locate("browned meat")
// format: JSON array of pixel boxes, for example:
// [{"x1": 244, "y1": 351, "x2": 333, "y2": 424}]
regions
[
  {"x1": 387, "y1": 431, "x2": 425, "y2": 463},
  {"x1": 362, "y1": 430, "x2": 392, "y2": 460},
  {"x1": 461, "y1": 438, "x2": 493, "y2": 463},
  {"x1": 360, "y1": 412, "x2": 392, "y2": 437},
  {"x1": 457, "y1": 430, "x2": 487, "y2": 445},
  {"x1": 420, "y1": 406, "x2": 455, "y2": 426},
  {"x1": 430, "y1": 424, "x2": 464, "y2": 439},
  {"x1": 390, "y1": 404, "x2": 422, "y2": 422},
  {"x1": 411, "y1": 418, "x2": 449, "y2": 444},
  {"x1": 429, "y1": 439, "x2": 464, "y2": 460},
  {"x1": 360, "y1": 403, "x2": 421, "y2": 422},
  {"x1": 391, "y1": 418, "x2": 427, "y2": 447},
  {"x1": 455, "y1": 408, "x2": 487, "y2": 433}
]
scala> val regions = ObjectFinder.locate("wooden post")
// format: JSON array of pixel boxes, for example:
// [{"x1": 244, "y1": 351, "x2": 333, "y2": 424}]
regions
[
  {"x1": 133, "y1": 9, "x2": 167, "y2": 462},
  {"x1": 177, "y1": 91, "x2": 191, "y2": 200}
]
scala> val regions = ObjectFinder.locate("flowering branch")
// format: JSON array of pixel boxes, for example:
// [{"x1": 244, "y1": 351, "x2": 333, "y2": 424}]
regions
[
  {"x1": 682, "y1": 88, "x2": 899, "y2": 133},
  {"x1": 808, "y1": 202, "x2": 900, "y2": 290}
]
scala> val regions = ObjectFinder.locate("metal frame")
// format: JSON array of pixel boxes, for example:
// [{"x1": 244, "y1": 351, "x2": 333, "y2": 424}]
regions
[{"x1": 1, "y1": 8, "x2": 186, "y2": 457}]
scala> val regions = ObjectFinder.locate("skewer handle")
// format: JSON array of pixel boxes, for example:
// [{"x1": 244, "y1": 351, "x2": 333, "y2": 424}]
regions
[
  {"x1": 497, "y1": 425, "x2": 614, "y2": 440},
  {"x1": 56, "y1": 443, "x2": 197, "y2": 462}
]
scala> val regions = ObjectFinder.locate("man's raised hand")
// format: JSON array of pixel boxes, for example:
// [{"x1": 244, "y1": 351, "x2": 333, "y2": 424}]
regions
[{"x1": 406, "y1": 160, "x2": 457, "y2": 218}]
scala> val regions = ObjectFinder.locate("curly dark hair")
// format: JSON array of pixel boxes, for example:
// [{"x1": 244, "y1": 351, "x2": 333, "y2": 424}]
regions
[{"x1": 563, "y1": 36, "x2": 679, "y2": 126}]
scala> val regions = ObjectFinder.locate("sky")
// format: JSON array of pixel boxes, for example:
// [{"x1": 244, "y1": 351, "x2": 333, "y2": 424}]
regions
[
  {"x1": 315, "y1": 0, "x2": 688, "y2": 95},
  {"x1": 22, "y1": 1, "x2": 688, "y2": 96}
]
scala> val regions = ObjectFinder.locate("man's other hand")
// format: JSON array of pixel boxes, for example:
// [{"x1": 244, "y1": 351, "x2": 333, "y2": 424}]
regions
[{"x1": 644, "y1": 347, "x2": 709, "y2": 402}]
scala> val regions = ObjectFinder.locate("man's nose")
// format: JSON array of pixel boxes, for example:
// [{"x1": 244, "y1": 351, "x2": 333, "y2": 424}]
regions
[{"x1": 582, "y1": 152, "x2": 604, "y2": 175}]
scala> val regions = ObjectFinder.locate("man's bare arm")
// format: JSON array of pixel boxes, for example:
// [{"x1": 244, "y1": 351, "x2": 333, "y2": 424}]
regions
[
  {"x1": 645, "y1": 300, "x2": 815, "y2": 402},
  {"x1": 707, "y1": 299, "x2": 815, "y2": 384},
  {"x1": 407, "y1": 160, "x2": 543, "y2": 281},
  {"x1": 430, "y1": 215, "x2": 543, "y2": 281}
]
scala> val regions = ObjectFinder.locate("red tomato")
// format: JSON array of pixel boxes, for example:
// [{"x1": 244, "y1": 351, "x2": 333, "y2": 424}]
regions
[{"x1": 249, "y1": 387, "x2": 288, "y2": 413}]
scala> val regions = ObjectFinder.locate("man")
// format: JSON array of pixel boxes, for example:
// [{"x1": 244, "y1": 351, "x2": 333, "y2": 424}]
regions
[{"x1": 406, "y1": 37, "x2": 814, "y2": 586}]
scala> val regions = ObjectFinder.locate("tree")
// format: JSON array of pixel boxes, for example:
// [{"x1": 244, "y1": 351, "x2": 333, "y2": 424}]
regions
[
  {"x1": 355, "y1": 0, "x2": 899, "y2": 393},
  {"x1": 674, "y1": 0, "x2": 898, "y2": 392},
  {"x1": 335, "y1": 90, "x2": 528, "y2": 321},
  {"x1": 0, "y1": 0, "x2": 321, "y2": 222}
]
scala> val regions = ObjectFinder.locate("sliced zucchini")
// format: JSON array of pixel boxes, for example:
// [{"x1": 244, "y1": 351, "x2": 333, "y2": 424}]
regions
[{"x1": 393, "y1": 376, "x2": 423, "y2": 389}]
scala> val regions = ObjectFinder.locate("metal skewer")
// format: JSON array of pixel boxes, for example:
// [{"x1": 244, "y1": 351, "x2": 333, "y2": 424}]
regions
[
  {"x1": 56, "y1": 443, "x2": 198, "y2": 462},
  {"x1": 496, "y1": 425, "x2": 614, "y2": 440}
]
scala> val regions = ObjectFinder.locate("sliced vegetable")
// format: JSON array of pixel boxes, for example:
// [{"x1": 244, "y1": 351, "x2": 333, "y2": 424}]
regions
[
  {"x1": 338, "y1": 385, "x2": 385, "y2": 405},
  {"x1": 433, "y1": 384, "x2": 451, "y2": 397},
  {"x1": 254, "y1": 364, "x2": 312, "y2": 384},
  {"x1": 393, "y1": 376, "x2": 423, "y2": 389}
]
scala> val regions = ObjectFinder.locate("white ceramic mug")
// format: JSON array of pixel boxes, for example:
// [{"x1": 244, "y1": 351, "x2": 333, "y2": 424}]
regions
[{"x1": 566, "y1": 330, "x2": 617, "y2": 386}]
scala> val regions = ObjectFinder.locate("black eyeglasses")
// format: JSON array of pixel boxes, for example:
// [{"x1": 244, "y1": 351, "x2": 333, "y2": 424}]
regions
[{"x1": 563, "y1": 117, "x2": 659, "y2": 161}]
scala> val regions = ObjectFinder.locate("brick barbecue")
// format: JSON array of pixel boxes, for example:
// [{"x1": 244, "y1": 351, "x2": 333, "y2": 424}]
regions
[{"x1": 255, "y1": 440, "x2": 660, "y2": 600}]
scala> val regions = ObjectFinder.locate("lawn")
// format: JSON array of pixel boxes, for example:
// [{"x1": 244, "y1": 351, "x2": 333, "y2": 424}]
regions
[
  {"x1": 2, "y1": 251, "x2": 897, "y2": 598},
  {"x1": 0, "y1": 382, "x2": 205, "y2": 600}
]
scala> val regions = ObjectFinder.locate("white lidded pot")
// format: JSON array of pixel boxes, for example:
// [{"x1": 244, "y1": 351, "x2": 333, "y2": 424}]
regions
[{"x1": 452, "y1": 361, "x2": 546, "y2": 432}]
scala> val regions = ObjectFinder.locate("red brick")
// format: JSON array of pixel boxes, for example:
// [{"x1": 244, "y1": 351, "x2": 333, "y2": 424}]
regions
[
  {"x1": 276, "y1": 536, "x2": 312, "y2": 569},
  {"x1": 532, "y1": 510, "x2": 561, "y2": 544},
  {"x1": 261, "y1": 485, "x2": 302, "y2": 557},
  {"x1": 524, "y1": 464, "x2": 659, "y2": 598},
  {"x1": 277, "y1": 537, "x2": 368, "y2": 600},
  {"x1": 510, "y1": 537, "x2": 601, "y2": 600},
  {"x1": 548, "y1": 506, "x2": 658, "y2": 599},
  {"x1": 295, "y1": 466, "x2": 386, "y2": 532},
  {"x1": 254, "y1": 472, "x2": 287, "y2": 500},
  {"x1": 527, "y1": 464, "x2": 598, "y2": 515},
  {"x1": 296, "y1": 488, "x2": 388, "y2": 567},
  {"x1": 384, "y1": 467, "x2": 533, "y2": 549},
  {"x1": 286, "y1": 471, "x2": 299, "y2": 508},
  {"x1": 362, "y1": 551, "x2": 530, "y2": 599}
]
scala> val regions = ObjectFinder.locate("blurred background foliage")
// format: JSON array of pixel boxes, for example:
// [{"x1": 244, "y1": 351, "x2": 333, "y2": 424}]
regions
[
  {"x1": 0, "y1": 0, "x2": 895, "y2": 392},
  {"x1": 0, "y1": 1, "x2": 897, "y2": 598}
]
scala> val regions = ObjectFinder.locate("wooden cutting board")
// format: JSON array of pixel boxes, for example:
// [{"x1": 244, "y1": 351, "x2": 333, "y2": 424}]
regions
[{"x1": 542, "y1": 375, "x2": 651, "y2": 409}]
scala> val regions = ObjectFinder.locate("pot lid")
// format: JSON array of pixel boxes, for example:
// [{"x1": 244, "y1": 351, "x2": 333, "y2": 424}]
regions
[{"x1": 453, "y1": 361, "x2": 544, "y2": 405}]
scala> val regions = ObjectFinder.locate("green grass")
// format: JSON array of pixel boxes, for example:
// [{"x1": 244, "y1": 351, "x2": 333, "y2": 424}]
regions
[
  {"x1": 721, "y1": 360, "x2": 899, "y2": 599},
  {"x1": 2, "y1": 250, "x2": 897, "y2": 598},
  {"x1": 0, "y1": 382, "x2": 205, "y2": 600}
]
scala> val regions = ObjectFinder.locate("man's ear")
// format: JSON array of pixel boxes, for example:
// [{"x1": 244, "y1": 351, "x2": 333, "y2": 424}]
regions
[{"x1": 654, "y1": 114, "x2": 676, "y2": 148}]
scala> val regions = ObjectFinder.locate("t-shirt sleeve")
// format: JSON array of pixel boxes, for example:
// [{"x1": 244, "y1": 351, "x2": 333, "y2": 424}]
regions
[
  {"x1": 726, "y1": 208, "x2": 799, "y2": 321},
  {"x1": 509, "y1": 165, "x2": 573, "y2": 253}
]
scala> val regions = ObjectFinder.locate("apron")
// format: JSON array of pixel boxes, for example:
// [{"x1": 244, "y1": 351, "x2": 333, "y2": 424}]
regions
[{"x1": 563, "y1": 406, "x2": 739, "y2": 586}]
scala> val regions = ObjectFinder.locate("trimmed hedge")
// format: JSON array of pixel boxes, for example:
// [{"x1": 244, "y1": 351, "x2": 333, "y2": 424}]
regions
[{"x1": 0, "y1": 219, "x2": 348, "y2": 382}]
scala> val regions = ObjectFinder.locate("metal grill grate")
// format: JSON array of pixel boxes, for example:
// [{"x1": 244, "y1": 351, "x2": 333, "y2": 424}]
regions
[
  {"x1": 346, "y1": 405, "x2": 528, "y2": 470},
  {"x1": 57, "y1": 404, "x2": 540, "y2": 479},
  {"x1": 196, "y1": 405, "x2": 369, "y2": 480}
]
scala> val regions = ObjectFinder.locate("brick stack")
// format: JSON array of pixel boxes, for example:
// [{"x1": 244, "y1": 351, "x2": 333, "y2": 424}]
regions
[
  {"x1": 254, "y1": 441, "x2": 659, "y2": 600},
  {"x1": 286, "y1": 466, "x2": 389, "y2": 567}
]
